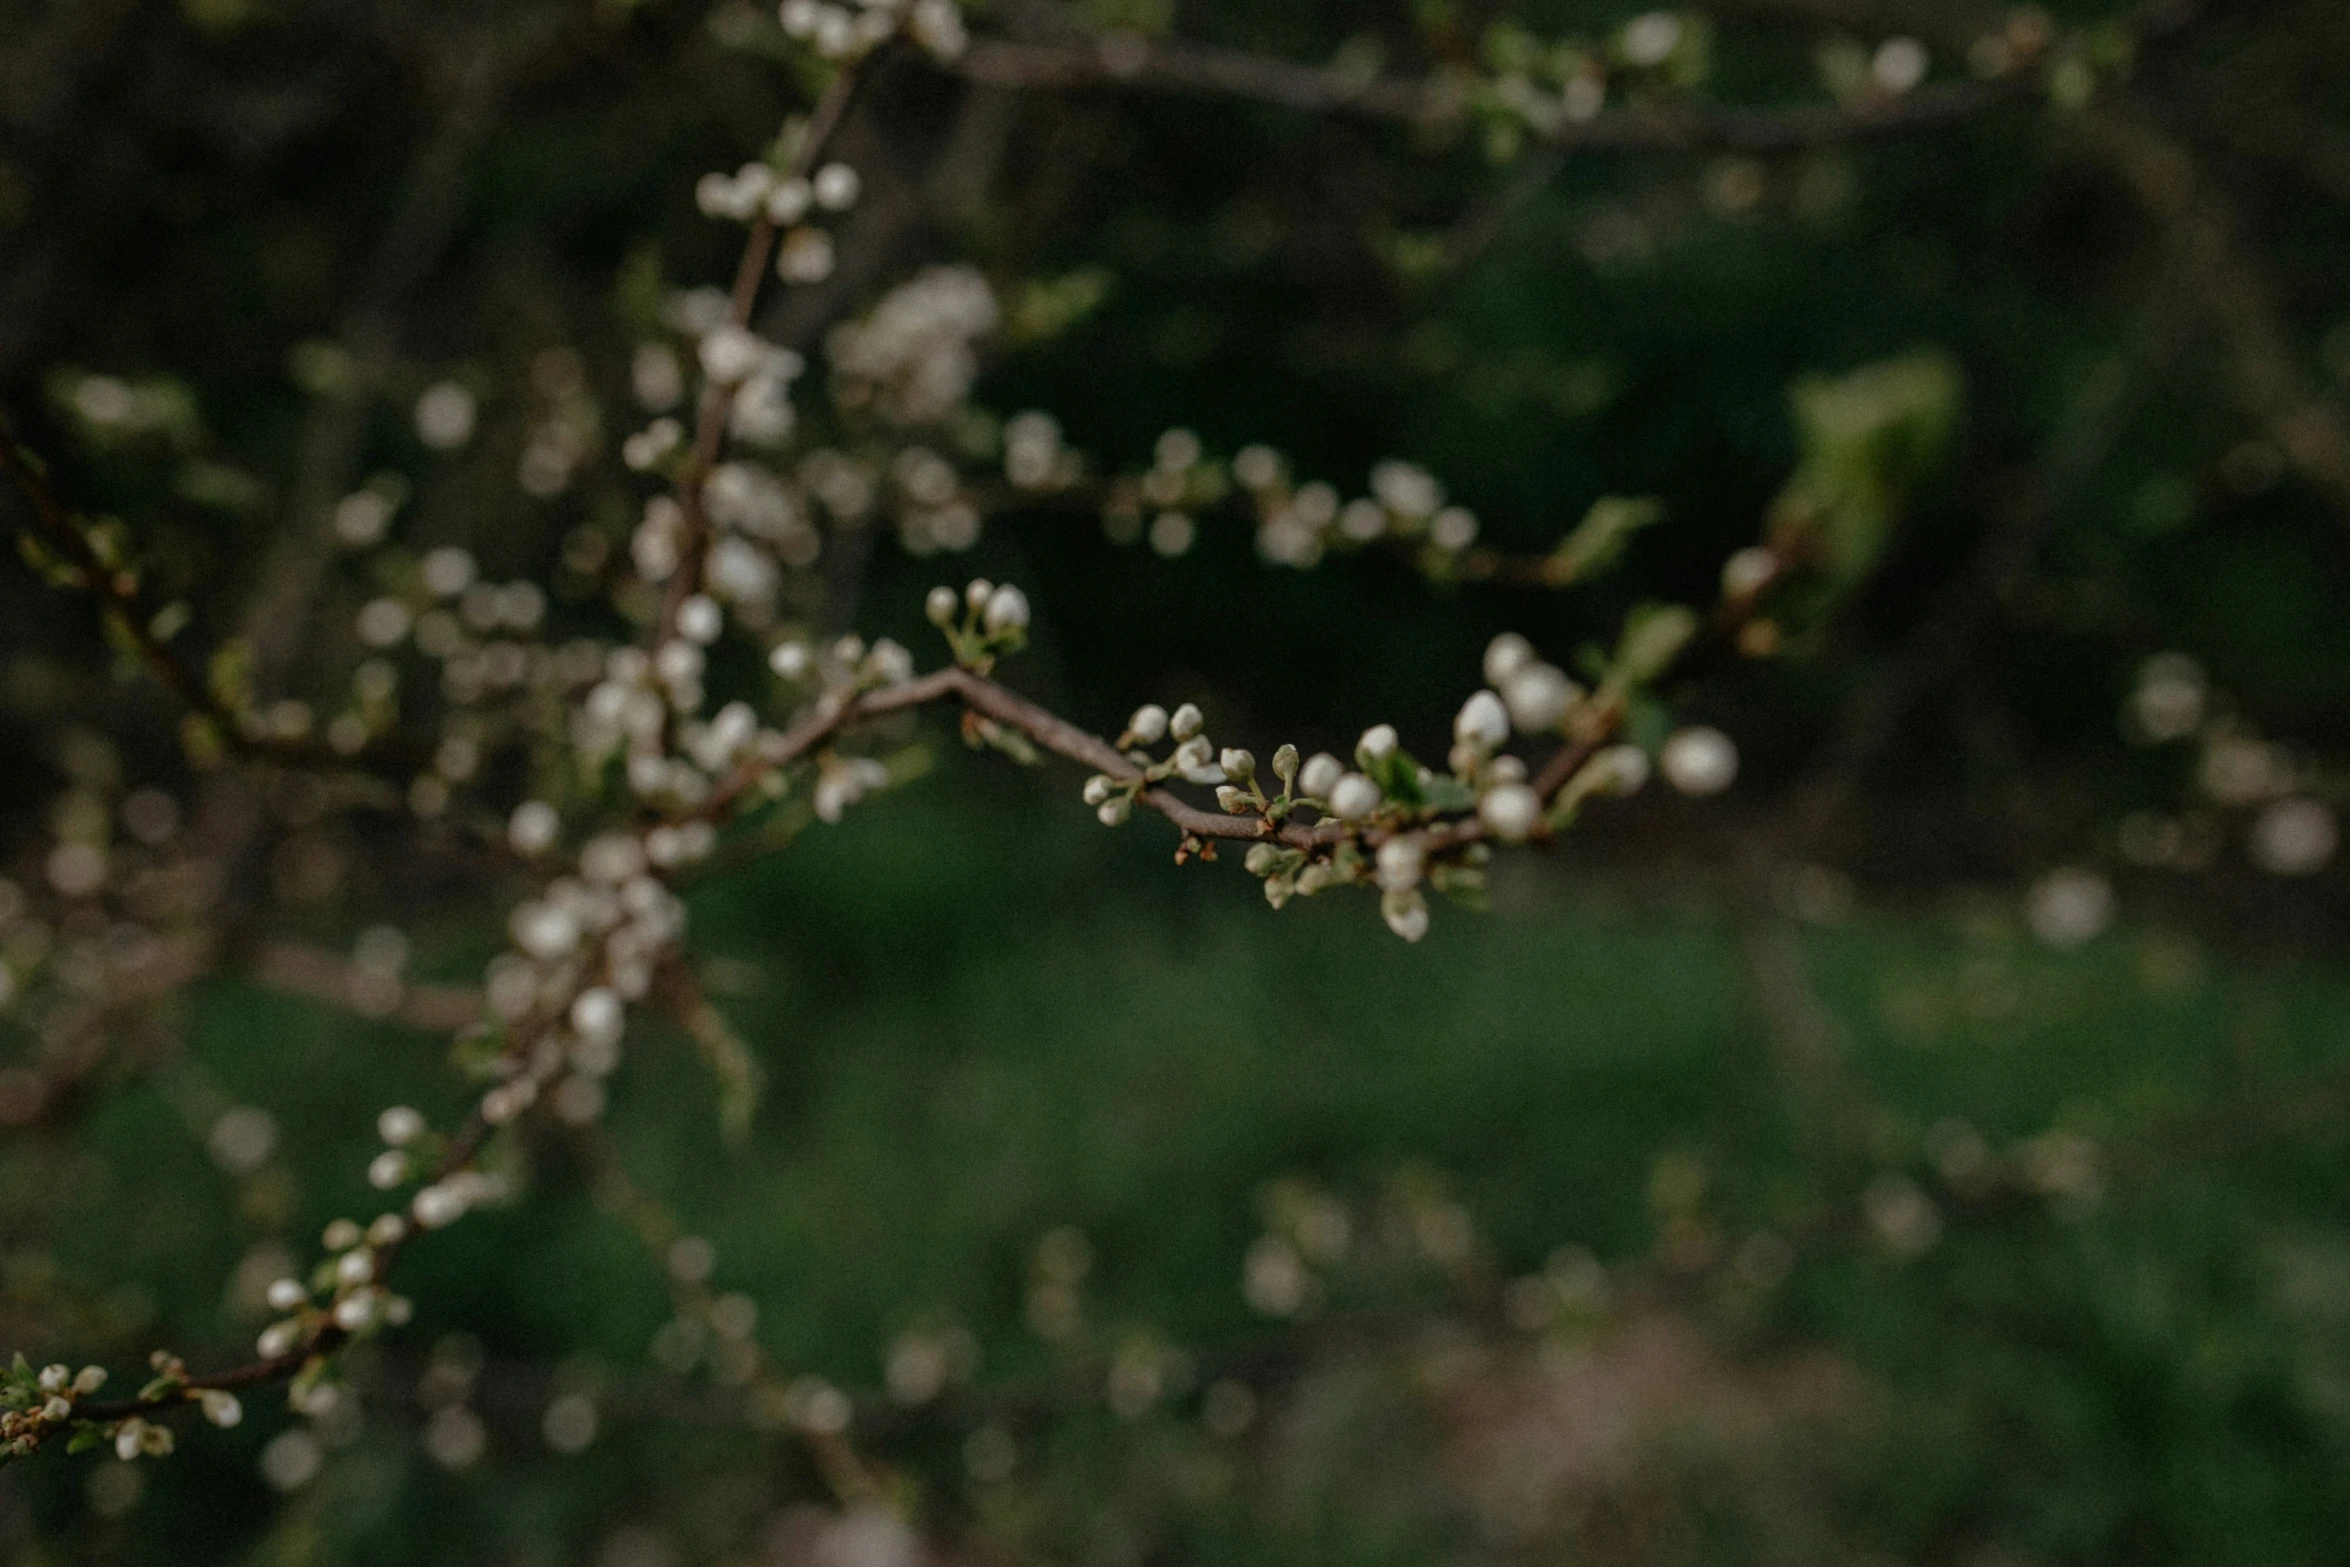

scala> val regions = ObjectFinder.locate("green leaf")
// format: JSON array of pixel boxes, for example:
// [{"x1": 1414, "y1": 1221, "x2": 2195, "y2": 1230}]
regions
[{"x1": 1775, "y1": 348, "x2": 1963, "y2": 590}]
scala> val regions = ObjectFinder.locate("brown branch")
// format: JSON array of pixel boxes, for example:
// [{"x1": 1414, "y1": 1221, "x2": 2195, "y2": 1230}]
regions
[
  {"x1": 659, "y1": 62, "x2": 872, "y2": 640},
  {"x1": 251, "y1": 943, "x2": 484, "y2": 1033},
  {"x1": 941, "y1": 32, "x2": 2024, "y2": 152},
  {"x1": 0, "y1": 426, "x2": 421, "y2": 778},
  {"x1": 2081, "y1": 101, "x2": 2350, "y2": 524}
]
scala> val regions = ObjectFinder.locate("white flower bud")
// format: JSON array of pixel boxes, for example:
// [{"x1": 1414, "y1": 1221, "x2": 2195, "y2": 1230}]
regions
[
  {"x1": 256, "y1": 1320, "x2": 302, "y2": 1359},
  {"x1": 37, "y1": 1365, "x2": 67, "y2": 1395},
  {"x1": 265, "y1": 1278, "x2": 307, "y2": 1313},
  {"x1": 1169, "y1": 703, "x2": 1205, "y2": 741},
  {"x1": 765, "y1": 176, "x2": 812, "y2": 225},
  {"x1": 1479, "y1": 783, "x2": 1542, "y2": 843},
  {"x1": 1454, "y1": 690, "x2": 1510, "y2": 750},
  {"x1": 1660, "y1": 726, "x2": 1738, "y2": 796},
  {"x1": 1298, "y1": 753, "x2": 1344, "y2": 798},
  {"x1": 378, "y1": 1105, "x2": 426, "y2": 1146},
  {"x1": 200, "y1": 1389, "x2": 243, "y2": 1429},
  {"x1": 1381, "y1": 888, "x2": 1430, "y2": 943},
  {"x1": 1328, "y1": 772, "x2": 1382, "y2": 821},
  {"x1": 1594, "y1": 744, "x2": 1651, "y2": 795},
  {"x1": 41, "y1": 1396, "x2": 68, "y2": 1422},
  {"x1": 414, "y1": 1184, "x2": 466, "y2": 1229},
  {"x1": 698, "y1": 326, "x2": 764, "y2": 386},
  {"x1": 769, "y1": 640, "x2": 813, "y2": 680},
  {"x1": 1721, "y1": 545, "x2": 1778, "y2": 599},
  {"x1": 570, "y1": 987, "x2": 624, "y2": 1048},
  {"x1": 1216, "y1": 785, "x2": 1249, "y2": 814},
  {"x1": 1502, "y1": 664, "x2": 1577, "y2": 733},
  {"x1": 925, "y1": 585, "x2": 959, "y2": 625},
  {"x1": 1082, "y1": 775, "x2": 1116, "y2": 807},
  {"x1": 1358, "y1": 724, "x2": 1398, "y2": 762},
  {"x1": 1173, "y1": 736, "x2": 1216, "y2": 775},
  {"x1": 367, "y1": 1150, "x2": 408, "y2": 1190},
  {"x1": 1483, "y1": 633, "x2": 1534, "y2": 687},
  {"x1": 812, "y1": 162, "x2": 861, "y2": 211},
  {"x1": 1375, "y1": 837, "x2": 1424, "y2": 893},
  {"x1": 1126, "y1": 704, "x2": 1169, "y2": 744},
  {"x1": 508, "y1": 800, "x2": 560, "y2": 856},
  {"x1": 1219, "y1": 748, "x2": 1255, "y2": 782},
  {"x1": 983, "y1": 583, "x2": 1030, "y2": 635},
  {"x1": 676, "y1": 594, "x2": 723, "y2": 646},
  {"x1": 1096, "y1": 796, "x2": 1132, "y2": 827},
  {"x1": 116, "y1": 1423, "x2": 142, "y2": 1462},
  {"x1": 336, "y1": 1250, "x2": 375, "y2": 1287},
  {"x1": 333, "y1": 1292, "x2": 378, "y2": 1332},
  {"x1": 73, "y1": 1366, "x2": 106, "y2": 1395}
]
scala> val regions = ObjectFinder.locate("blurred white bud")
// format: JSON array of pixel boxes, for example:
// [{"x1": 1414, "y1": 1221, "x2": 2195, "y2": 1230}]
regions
[
  {"x1": 812, "y1": 162, "x2": 861, "y2": 211},
  {"x1": 508, "y1": 800, "x2": 560, "y2": 856},
  {"x1": 1375, "y1": 837, "x2": 1423, "y2": 893},
  {"x1": 414, "y1": 1184, "x2": 466, "y2": 1229},
  {"x1": 378, "y1": 1105, "x2": 426, "y2": 1146},
  {"x1": 1479, "y1": 783, "x2": 1542, "y2": 842},
  {"x1": 1381, "y1": 888, "x2": 1430, "y2": 943},
  {"x1": 2249, "y1": 797, "x2": 2337, "y2": 876},
  {"x1": 1502, "y1": 664, "x2": 1576, "y2": 733},
  {"x1": 1593, "y1": 744, "x2": 1651, "y2": 795},
  {"x1": 2028, "y1": 868, "x2": 2114, "y2": 949},
  {"x1": 1483, "y1": 634, "x2": 1534, "y2": 687},
  {"x1": 676, "y1": 594, "x2": 723, "y2": 646},
  {"x1": 1358, "y1": 724, "x2": 1398, "y2": 762},
  {"x1": 414, "y1": 382, "x2": 477, "y2": 451},
  {"x1": 698, "y1": 326, "x2": 764, "y2": 386},
  {"x1": 571, "y1": 987, "x2": 624, "y2": 1048},
  {"x1": 1720, "y1": 546, "x2": 1778, "y2": 600},
  {"x1": 1660, "y1": 727, "x2": 1739, "y2": 795},
  {"x1": 1170, "y1": 703, "x2": 1205, "y2": 741},
  {"x1": 925, "y1": 585, "x2": 959, "y2": 625}
]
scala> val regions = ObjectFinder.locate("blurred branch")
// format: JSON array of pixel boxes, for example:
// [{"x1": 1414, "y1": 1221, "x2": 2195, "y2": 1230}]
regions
[
  {"x1": 0, "y1": 427, "x2": 415, "y2": 777},
  {"x1": 2083, "y1": 101, "x2": 2350, "y2": 523},
  {"x1": 251, "y1": 943, "x2": 483, "y2": 1033},
  {"x1": 943, "y1": 32, "x2": 2026, "y2": 153}
]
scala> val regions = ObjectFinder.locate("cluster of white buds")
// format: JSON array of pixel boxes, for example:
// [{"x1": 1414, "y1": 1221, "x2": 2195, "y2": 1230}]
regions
[
  {"x1": 1003, "y1": 411, "x2": 1080, "y2": 493},
  {"x1": 0, "y1": 1362, "x2": 109, "y2": 1458},
  {"x1": 250, "y1": 1210, "x2": 416, "y2": 1375},
  {"x1": 1481, "y1": 635, "x2": 1580, "y2": 733},
  {"x1": 926, "y1": 577, "x2": 1031, "y2": 669},
  {"x1": 778, "y1": 0, "x2": 966, "y2": 63},
  {"x1": 890, "y1": 445, "x2": 981, "y2": 555},
  {"x1": 1232, "y1": 449, "x2": 1476, "y2": 569},
  {"x1": 828, "y1": 267, "x2": 999, "y2": 425},
  {"x1": 2104, "y1": 652, "x2": 2341, "y2": 880}
]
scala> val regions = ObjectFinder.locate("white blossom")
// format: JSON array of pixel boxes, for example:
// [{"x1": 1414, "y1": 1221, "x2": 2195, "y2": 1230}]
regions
[{"x1": 1328, "y1": 772, "x2": 1382, "y2": 820}]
